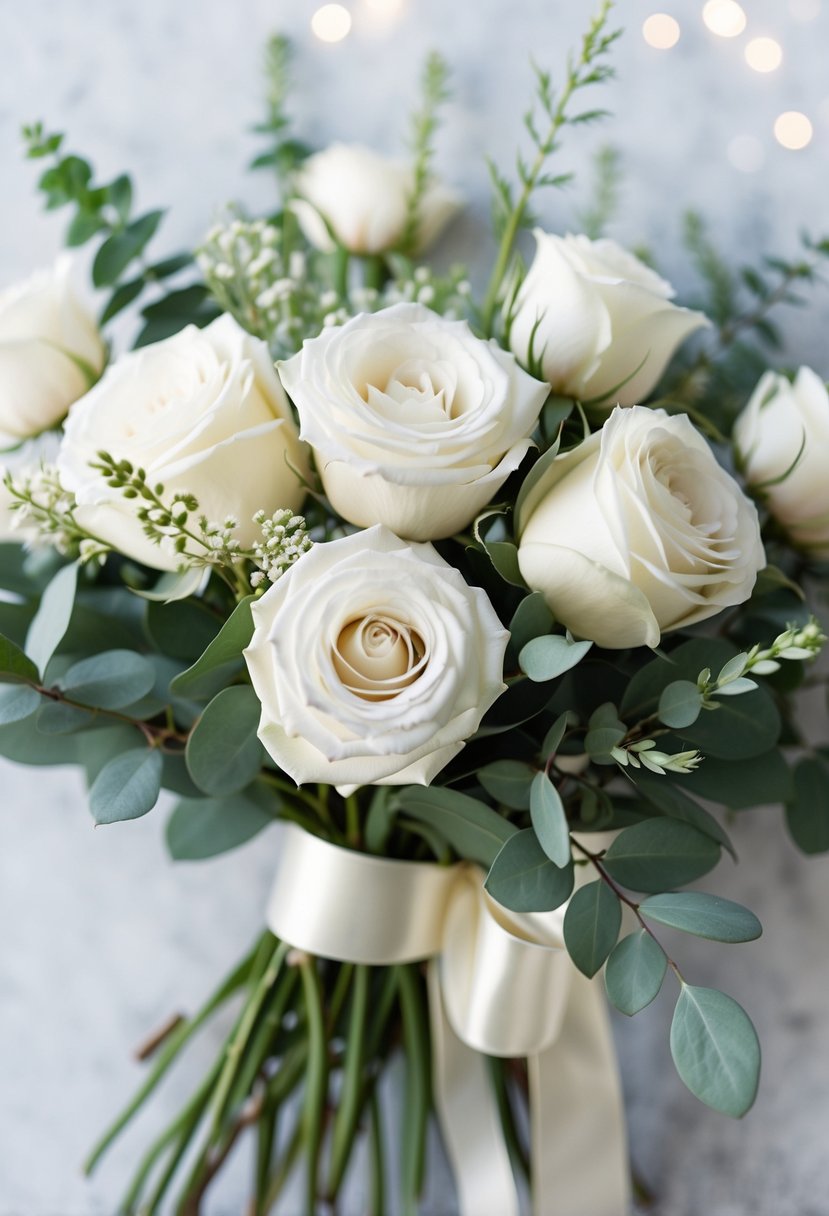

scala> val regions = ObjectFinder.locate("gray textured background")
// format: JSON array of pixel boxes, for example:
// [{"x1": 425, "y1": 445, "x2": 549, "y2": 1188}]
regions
[{"x1": 1, "y1": 1, "x2": 829, "y2": 1212}]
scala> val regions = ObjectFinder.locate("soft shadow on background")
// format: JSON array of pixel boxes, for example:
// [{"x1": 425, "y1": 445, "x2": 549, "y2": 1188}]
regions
[{"x1": 1, "y1": 2, "x2": 829, "y2": 1213}]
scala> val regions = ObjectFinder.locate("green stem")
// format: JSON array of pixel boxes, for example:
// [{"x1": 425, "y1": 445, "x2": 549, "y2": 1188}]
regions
[
  {"x1": 332, "y1": 246, "x2": 350, "y2": 303},
  {"x1": 368, "y1": 1092, "x2": 386, "y2": 1216},
  {"x1": 327, "y1": 963, "x2": 370, "y2": 1195},
  {"x1": 345, "y1": 794, "x2": 361, "y2": 848},
  {"x1": 84, "y1": 938, "x2": 262, "y2": 1175},
  {"x1": 298, "y1": 955, "x2": 329, "y2": 1216},
  {"x1": 397, "y1": 965, "x2": 431, "y2": 1216},
  {"x1": 263, "y1": 1117, "x2": 305, "y2": 1213}
]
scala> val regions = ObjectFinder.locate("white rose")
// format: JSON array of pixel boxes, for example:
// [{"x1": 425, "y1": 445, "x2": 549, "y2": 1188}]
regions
[
  {"x1": 0, "y1": 256, "x2": 105, "y2": 447},
  {"x1": 734, "y1": 366, "x2": 829, "y2": 556},
  {"x1": 57, "y1": 315, "x2": 309, "y2": 571},
  {"x1": 291, "y1": 143, "x2": 460, "y2": 255},
  {"x1": 517, "y1": 406, "x2": 765, "y2": 649},
  {"x1": 244, "y1": 525, "x2": 508, "y2": 793},
  {"x1": 279, "y1": 303, "x2": 548, "y2": 541},
  {"x1": 509, "y1": 232, "x2": 709, "y2": 405}
]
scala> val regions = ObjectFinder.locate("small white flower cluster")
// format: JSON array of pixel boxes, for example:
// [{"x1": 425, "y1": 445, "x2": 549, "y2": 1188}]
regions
[
  {"x1": 250, "y1": 509, "x2": 313, "y2": 588},
  {"x1": 4, "y1": 463, "x2": 109, "y2": 563},
  {"x1": 378, "y1": 263, "x2": 472, "y2": 320},
  {"x1": 612, "y1": 740, "x2": 702, "y2": 775},
  {"x1": 197, "y1": 217, "x2": 319, "y2": 356}
]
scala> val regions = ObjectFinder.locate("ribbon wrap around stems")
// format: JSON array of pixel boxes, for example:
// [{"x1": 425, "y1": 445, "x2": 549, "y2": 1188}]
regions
[{"x1": 266, "y1": 822, "x2": 630, "y2": 1216}]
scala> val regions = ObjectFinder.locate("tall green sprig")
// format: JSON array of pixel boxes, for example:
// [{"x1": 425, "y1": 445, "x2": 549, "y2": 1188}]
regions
[
  {"x1": 250, "y1": 35, "x2": 310, "y2": 186},
  {"x1": 399, "y1": 52, "x2": 452, "y2": 256},
  {"x1": 21, "y1": 123, "x2": 209, "y2": 339},
  {"x1": 480, "y1": 2, "x2": 621, "y2": 335}
]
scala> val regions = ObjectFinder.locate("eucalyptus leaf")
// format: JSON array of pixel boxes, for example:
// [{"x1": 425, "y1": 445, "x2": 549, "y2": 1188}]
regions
[
  {"x1": 658, "y1": 680, "x2": 703, "y2": 729},
  {"x1": 25, "y1": 562, "x2": 79, "y2": 676},
  {"x1": 562, "y1": 880, "x2": 621, "y2": 977},
  {"x1": 129, "y1": 567, "x2": 207, "y2": 603},
  {"x1": 0, "y1": 684, "x2": 40, "y2": 724},
  {"x1": 92, "y1": 208, "x2": 164, "y2": 286},
  {"x1": 603, "y1": 819, "x2": 721, "y2": 893},
  {"x1": 170, "y1": 596, "x2": 254, "y2": 699},
  {"x1": 674, "y1": 749, "x2": 792, "y2": 810},
  {"x1": 640, "y1": 892, "x2": 762, "y2": 942},
  {"x1": 529, "y1": 771, "x2": 570, "y2": 867},
  {"x1": 484, "y1": 828, "x2": 574, "y2": 913},
  {"x1": 166, "y1": 789, "x2": 275, "y2": 860},
  {"x1": 89, "y1": 747, "x2": 163, "y2": 824},
  {"x1": 0, "y1": 631, "x2": 40, "y2": 685},
  {"x1": 395, "y1": 786, "x2": 515, "y2": 868},
  {"x1": 145, "y1": 598, "x2": 221, "y2": 662},
  {"x1": 670, "y1": 985, "x2": 760, "y2": 1117},
  {"x1": 185, "y1": 685, "x2": 263, "y2": 797},
  {"x1": 519, "y1": 635, "x2": 592, "y2": 683},
  {"x1": 36, "y1": 700, "x2": 91, "y2": 735},
  {"x1": 478, "y1": 760, "x2": 535, "y2": 810},
  {"x1": 634, "y1": 774, "x2": 736, "y2": 859},
  {"x1": 61, "y1": 650, "x2": 156, "y2": 710},
  {"x1": 508, "y1": 593, "x2": 554, "y2": 656},
  {"x1": 785, "y1": 758, "x2": 829, "y2": 855},
  {"x1": 604, "y1": 930, "x2": 667, "y2": 1015},
  {"x1": 541, "y1": 711, "x2": 572, "y2": 759}
]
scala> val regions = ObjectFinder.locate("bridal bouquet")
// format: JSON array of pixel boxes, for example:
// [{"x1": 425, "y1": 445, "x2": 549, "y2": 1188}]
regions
[{"x1": 4, "y1": 5, "x2": 829, "y2": 1213}]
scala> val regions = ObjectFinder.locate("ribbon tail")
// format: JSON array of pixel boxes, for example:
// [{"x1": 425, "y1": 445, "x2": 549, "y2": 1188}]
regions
[
  {"x1": 528, "y1": 972, "x2": 631, "y2": 1216},
  {"x1": 427, "y1": 962, "x2": 521, "y2": 1216}
]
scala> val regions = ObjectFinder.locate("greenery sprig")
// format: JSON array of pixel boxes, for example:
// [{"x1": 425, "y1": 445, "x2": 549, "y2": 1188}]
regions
[
  {"x1": 480, "y1": 0, "x2": 621, "y2": 335},
  {"x1": 399, "y1": 52, "x2": 452, "y2": 257}
]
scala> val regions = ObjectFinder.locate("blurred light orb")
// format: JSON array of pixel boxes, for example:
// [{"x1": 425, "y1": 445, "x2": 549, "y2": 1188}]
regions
[
  {"x1": 727, "y1": 134, "x2": 766, "y2": 172},
  {"x1": 702, "y1": 0, "x2": 747, "y2": 37},
  {"x1": 745, "y1": 37, "x2": 783, "y2": 72},
  {"x1": 789, "y1": 0, "x2": 821, "y2": 20},
  {"x1": 311, "y1": 4, "x2": 353, "y2": 42},
  {"x1": 642, "y1": 13, "x2": 681, "y2": 48},
  {"x1": 774, "y1": 111, "x2": 814, "y2": 149}
]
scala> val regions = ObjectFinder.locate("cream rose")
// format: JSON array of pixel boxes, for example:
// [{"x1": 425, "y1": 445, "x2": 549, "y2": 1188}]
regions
[
  {"x1": 279, "y1": 303, "x2": 548, "y2": 541},
  {"x1": 0, "y1": 256, "x2": 105, "y2": 447},
  {"x1": 509, "y1": 232, "x2": 709, "y2": 405},
  {"x1": 244, "y1": 525, "x2": 508, "y2": 792},
  {"x1": 517, "y1": 406, "x2": 765, "y2": 649},
  {"x1": 291, "y1": 143, "x2": 460, "y2": 255},
  {"x1": 734, "y1": 366, "x2": 829, "y2": 556},
  {"x1": 56, "y1": 314, "x2": 309, "y2": 571}
]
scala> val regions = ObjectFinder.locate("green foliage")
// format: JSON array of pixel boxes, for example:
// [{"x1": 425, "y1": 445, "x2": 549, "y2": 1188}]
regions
[
  {"x1": 675, "y1": 749, "x2": 792, "y2": 810},
  {"x1": 166, "y1": 788, "x2": 275, "y2": 860},
  {"x1": 399, "y1": 52, "x2": 451, "y2": 256},
  {"x1": 578, "y1": 144, "x2": 621, "y2": 239},
  {"x1": 481, "y1": 0, "x2": 620, "y2": 334},
  {"x1": 640, "y1": 893, "x2": 762, "y2": 943},
  {"x1": 22, "y1": 123, "x2": 195, "y2": 328},
  {"x1": 485, "y1": 828, "x2": 574, "y2": 913},
  {"x1": 529, "y1": 771, "x2": 570, "y2": 867},
  {"x1": 25, "y1": 562, "x2": 79, "y2": 677},
  {"x1": 0, "y1": 631, "x2": 40, "y2": 685},
  {"x1": 519, "y1": 634, "x2": 592, "y2": 682},
  {"x1": 89, "y1": 747, "x2": 163, "y2": 824},
  {"x1": 478, "y1": 760, "x2": 535, "y2": 809},
  {"x1": 60, "y1": 650, "x2": 157, "y2": 710},
  {"x1": 0, "y1": 684, "x2": 40, "y2": 724},
  {"x1": 605, "y1": 930, "x2": 667, "y2": 1016},
  {"x1": 633, "y1": 775, "x2": 736, "y2": 858},
  {"x1": 602, "y1": 819, "x2": 721, "y2": 893},
  {"x1": 658, "y1": 680, "x2": 704, "y2": 729},
  {"x1": 670, "y1": 985, "x2": 760, "y2": 1117},
  {"x1": 394, "y1": 786, "x2": 515, "y2": 868},
  {"x1": 508, "y1": 592, "x2": 554, "y2": 657},
  {"x1": 250, "y1": 35, "x2": 311, "y2": 181},
  {"x1": 785, "y1": 758, "x2": 829, "y2": 854},
  {"x1": 185, "y1": 685, "x2": 263, "y2": 797},
  {"x1": 563, "y1": 880, "x2": 621, "y2": 977},
  {"x1": 170, "y1": 596, "x2": 254, "y2": 699}
]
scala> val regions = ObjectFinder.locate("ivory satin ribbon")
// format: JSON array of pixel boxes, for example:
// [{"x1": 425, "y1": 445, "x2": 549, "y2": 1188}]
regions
[{"x1": 266, "y1": 822, "x2": 630, "y2": 1216}]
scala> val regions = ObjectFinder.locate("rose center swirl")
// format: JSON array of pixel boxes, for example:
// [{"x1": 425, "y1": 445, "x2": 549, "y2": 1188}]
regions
[{"x1": 332, "y1": 614, "x2": 427, "y2": 700}]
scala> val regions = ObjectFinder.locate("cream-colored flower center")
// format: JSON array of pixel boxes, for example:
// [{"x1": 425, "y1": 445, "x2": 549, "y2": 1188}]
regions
[{"x1": 333, "y1": 614, "x2": 426, "y2": 700}]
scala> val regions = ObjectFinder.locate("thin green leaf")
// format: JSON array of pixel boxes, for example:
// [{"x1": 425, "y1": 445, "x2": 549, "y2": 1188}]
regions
[
  {"x1": 395, "y1": 786, "x2": 515, "y2": 868},
  {"x1": 563, "y1": 880, "x2": 621, "y2": 977},
  {"x1": 529, "y1": 771, "x2": 570, "y2": 867},
  {"x1": 641, "y1": 893, "x2": 761, "y2": 942},
  {"x1": 25, "y1": 562, "x2": 79, "y2": 676}
]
